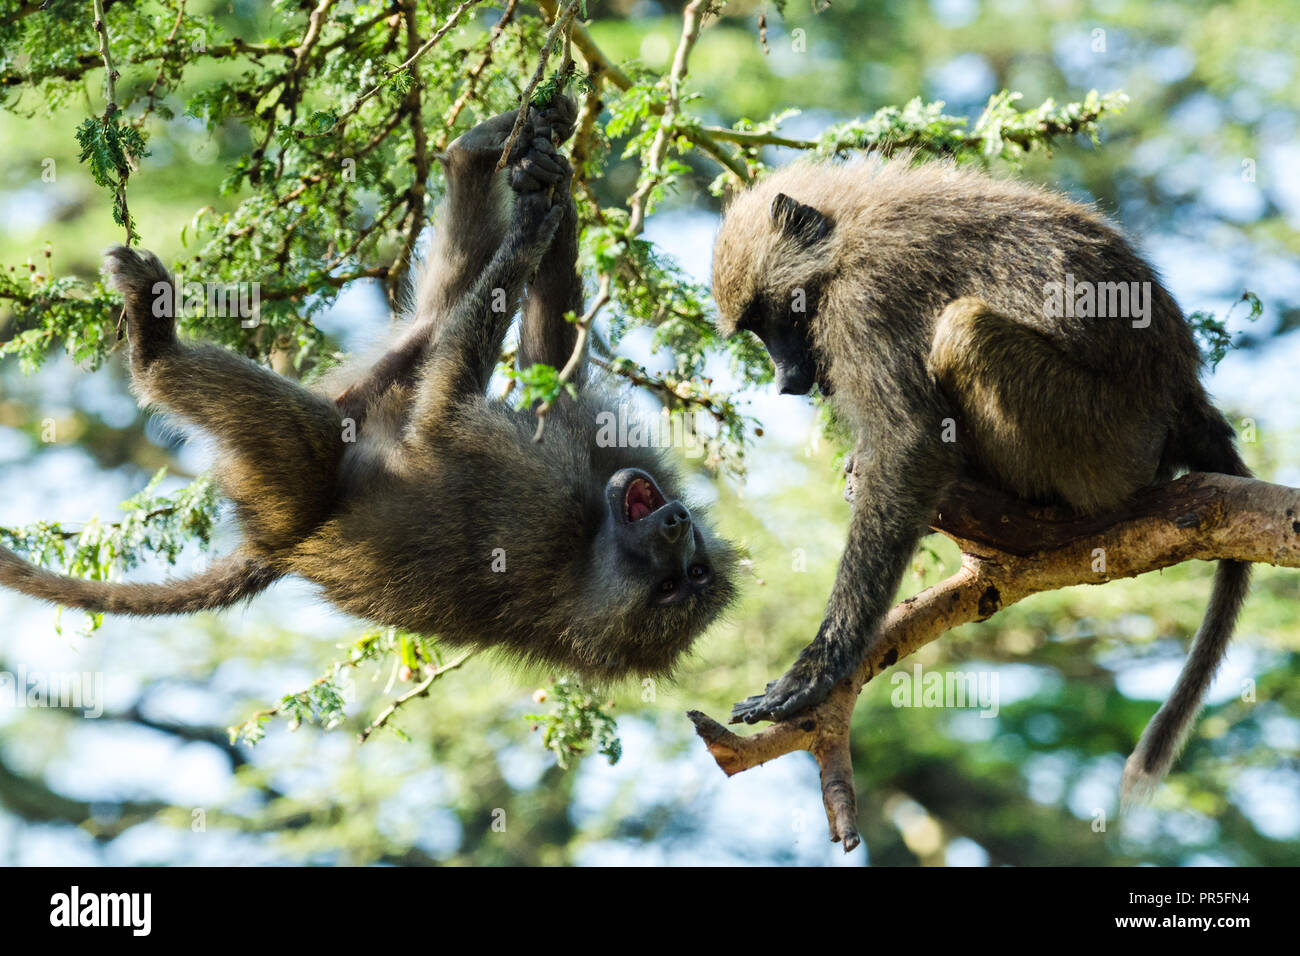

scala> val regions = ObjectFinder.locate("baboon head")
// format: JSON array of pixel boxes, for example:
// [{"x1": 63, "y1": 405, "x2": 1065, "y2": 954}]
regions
[
  {"x1": 536, "y1": 410, "x2": 739, "y2": 679},
  {"x1": 574, "y1": 460, "x2": 738, "y2": 676},
  {"x1": 404, "y1": 400, "x2": 740, "y2": 682},
  {"x1": 586, "y1": 463, "x2": 735, "y2": 663},
  {"x1": 712, "y1": 164, "x2": 840, "y2": 396}
]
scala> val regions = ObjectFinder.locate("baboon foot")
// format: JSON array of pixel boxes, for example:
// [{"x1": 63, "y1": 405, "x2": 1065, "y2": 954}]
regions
[{"x1": 103, "y1": 245, "x2": 177, "y2": 366}]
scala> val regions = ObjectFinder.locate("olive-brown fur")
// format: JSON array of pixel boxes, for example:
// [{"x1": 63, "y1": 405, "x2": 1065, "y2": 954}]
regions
[
  {"x1": 0, "y1": 102, "x2": 737, "y2": 682},
  {"x1": 712, "y1": 156, "x2": 1249, "y2": 798}
]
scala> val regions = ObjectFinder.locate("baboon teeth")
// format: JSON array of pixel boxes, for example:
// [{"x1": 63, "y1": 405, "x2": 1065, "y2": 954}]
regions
[{"x1": 625, "y1": 478, "x2": 665, "y2": 521}]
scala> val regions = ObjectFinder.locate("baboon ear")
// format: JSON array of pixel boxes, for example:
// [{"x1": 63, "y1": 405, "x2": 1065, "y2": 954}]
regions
[{"x1": 770, "y1": 193, "x2": 833, "y2": 247}]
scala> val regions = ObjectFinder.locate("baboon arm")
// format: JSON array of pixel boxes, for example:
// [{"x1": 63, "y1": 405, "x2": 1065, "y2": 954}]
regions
[
  {"x1": 733, "y1": 411, "x2": 957, "y2": 723},
  {"x1": 518, "y1": 188, "x2": 586, "y2": 385},
  {"x1": 832, "y1": 455, "x2": 944, "y2": 648},
  {"x1": 416, "y1": 111, "x2": 520, "y2": 320},
  {"x1": 408, "y1": 198, "x2": 563, "y2": 432},
  {"x1": 414, "y1": 102, "x2": 573, "y2": 347},
  {"x1": 335, "y1": 113, "x2": 519, "y2": 421},
  {"x1": 822, "y1": 425, "x2": 953, "y2": 649},
  {"x1": 338, "y1": 103, "x2": 580, "y2": 421}
]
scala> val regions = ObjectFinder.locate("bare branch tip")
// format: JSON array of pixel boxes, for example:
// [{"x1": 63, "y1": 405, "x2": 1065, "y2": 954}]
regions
[{"x1": 685, "y1": 708, "x2": 734, "y2": 743}]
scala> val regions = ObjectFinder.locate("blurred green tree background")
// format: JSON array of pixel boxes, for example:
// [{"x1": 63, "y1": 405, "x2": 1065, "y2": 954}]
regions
[{"x1": 0, "y1": 0, "x2": 1297, "y2": 865}]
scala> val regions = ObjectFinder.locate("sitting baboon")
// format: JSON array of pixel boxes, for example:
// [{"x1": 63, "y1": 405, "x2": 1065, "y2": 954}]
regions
[
  {"x1": 711, "y1": 156, "x2": 1249, "y2": 797},
  {"x1": 0, "y1": 100, "x2": 737, "y2": 680}
]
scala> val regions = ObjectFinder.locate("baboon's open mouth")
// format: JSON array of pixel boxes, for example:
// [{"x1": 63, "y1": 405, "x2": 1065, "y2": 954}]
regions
[
  {"x1": 624, "y1": 477, "x2": 666, "y2": 521},
  {"x1": 606, "y1": 467, "x2": 671, "y2": 525}
]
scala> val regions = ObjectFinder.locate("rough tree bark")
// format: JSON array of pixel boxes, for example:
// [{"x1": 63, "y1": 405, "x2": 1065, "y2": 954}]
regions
[{"x1": 688, "y1": 472, "x2": 1300, "y2": 851}]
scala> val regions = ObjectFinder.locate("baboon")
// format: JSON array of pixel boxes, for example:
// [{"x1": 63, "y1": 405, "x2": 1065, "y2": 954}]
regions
[
  {"x1": 0, "y1": 100, "x2": 737, "y2": 680},
  {"x1": 711, "y1": 156, "x2": 1250, "y2": 798}
]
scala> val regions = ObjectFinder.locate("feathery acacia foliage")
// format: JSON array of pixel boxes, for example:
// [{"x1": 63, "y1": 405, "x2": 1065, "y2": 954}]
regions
[{"x1": 0, "y1": 0, "x2": 1134, "y2": 749}]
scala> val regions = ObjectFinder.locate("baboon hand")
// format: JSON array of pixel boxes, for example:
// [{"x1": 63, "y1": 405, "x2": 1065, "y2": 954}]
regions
[
  {"x1": 504, "y1": 134, "x2": 568, "y2": 264},
  {"x1": 533, "y1": 93, "x2": 577, "y2": 146},
  {"x1": 509, "y1": 135, "x2": 568, "y2": 194},
  {"x1": 447, "y1": 94, "x2": 577, "y2": 166},
  {"x1": 729, "y1": 645, "x2": 846, "y2": 724}
]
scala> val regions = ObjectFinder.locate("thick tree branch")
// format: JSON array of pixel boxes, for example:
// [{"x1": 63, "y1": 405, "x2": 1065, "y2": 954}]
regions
[{"x1": 690, "y1": 472, "x2": 1300, "y2": 851}]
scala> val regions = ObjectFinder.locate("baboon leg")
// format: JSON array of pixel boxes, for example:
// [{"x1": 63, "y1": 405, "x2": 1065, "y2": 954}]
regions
[
  {"x1": 105, "y1": 246, "x2": 344, "y2": 552},
  {"x1": 927, "y1": 297, "x2": 1164, "y2": 512}
]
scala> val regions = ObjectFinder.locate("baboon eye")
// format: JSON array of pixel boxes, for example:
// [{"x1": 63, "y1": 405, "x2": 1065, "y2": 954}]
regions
[{"x1": 688, "y1": 563, "x2": 708, "y2": 580}]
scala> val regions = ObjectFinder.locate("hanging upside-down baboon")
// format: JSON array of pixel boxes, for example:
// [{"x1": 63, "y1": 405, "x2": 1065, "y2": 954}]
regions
[
  {"x1": 711, "y1": 156, "x2": 1250, "y2": 799},
  {"x1": 0, "y1": 99, "x2": 737, "y2": 680}
]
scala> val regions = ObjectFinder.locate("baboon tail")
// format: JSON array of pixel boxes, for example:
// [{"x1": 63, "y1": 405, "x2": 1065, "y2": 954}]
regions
[
  {"x1": 0, "y1": 546, "x2": 279, "y2": 616},
  {"x1": 1121, "y1": 558, "x2": 1250, "y2": 803},
  {"x1": 1122, "y1": 397, "x2": 1252, "y2": 804}
]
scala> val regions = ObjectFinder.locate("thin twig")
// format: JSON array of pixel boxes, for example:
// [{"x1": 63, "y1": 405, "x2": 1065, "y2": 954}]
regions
[
  {"x1": 494, "y1": 0, "x2": 582, "y2": 170},
  {"x1": 626, "y1": 0, "x2": 710, "y2": 236},
  {"x1": 532, "y1": 275, "x2": 610, "y2": 442},
  {"x1": 536, "y1": 0, "x2": 750, "y2": 181},
  {"x1": 0, "y1": 505, "x2": 184, "y2": 543},
  {"x1": 91, "y1": 0, "x2": 134, "y2": 248},
  {"x1": 318, "y1": 0, "x2": 482, "y2": 136},
  {"x1": 385, "y1": 1, "x2": 435, "y2": 307},
  {"x1": 293, "y1": 0, "x2": 339, "y2": 68},
  {"x1": 702, "y1": 125, "x2": 813, "y2": 149},
  {"x1": 359, "y1": 651, "x2": 476, "y2": 742},
  {"x1": 135, "y1": 0, "x2": 186, "y2": 127},
  {"x1": 589, "y1": 355, "x2": 731, "y2": 423},
  {"x1": 569, "y1": 65, "x2": 604, "y2": 183},
  {"x1": 532, "y1": 1, "x2": 730, "y2": 444},
  {"x1": 533, "y1": 0, "x2": 716, "y2": 445},
  {"x1": 439, "y1": 0, "x2": 520, "y2": 143},
  {"x1": 91, "y1": 0, "x2": 118, "y2": 110},
  {"x1": 698, "y1": 102, "x2": 1116, "y2": 155}
]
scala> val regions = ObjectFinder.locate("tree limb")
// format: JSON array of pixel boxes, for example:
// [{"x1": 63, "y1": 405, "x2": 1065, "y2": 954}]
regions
[
  {"x1": 536, "y1": 0, "x2": 751, "y2": 182},
  {"x1": 689, "y1": 472, "x2": 1300, "y2": 851}
]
